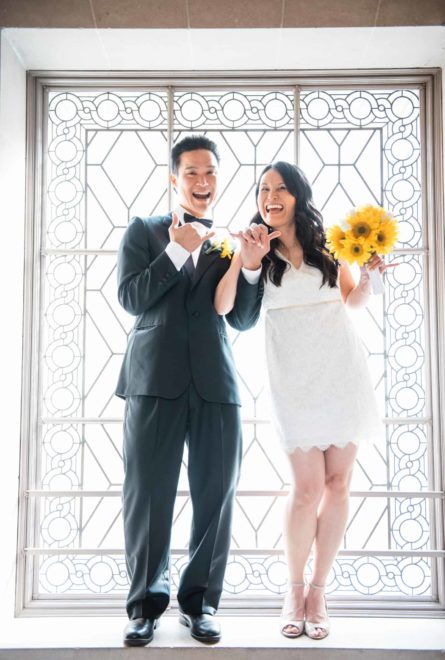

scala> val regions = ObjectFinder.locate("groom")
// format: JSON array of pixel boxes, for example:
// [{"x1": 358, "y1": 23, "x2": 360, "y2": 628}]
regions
[{"x1": 116, "y1": 135, "x2": 263, "y2": 646}]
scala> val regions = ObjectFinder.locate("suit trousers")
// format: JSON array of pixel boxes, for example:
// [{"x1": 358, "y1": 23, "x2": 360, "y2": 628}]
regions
[{"x1": 122, "y1": 383, "x2": 242, "y2": 620}]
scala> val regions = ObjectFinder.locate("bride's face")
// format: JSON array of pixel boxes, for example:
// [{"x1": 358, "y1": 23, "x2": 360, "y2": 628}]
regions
[{"x1": 257, "y1": 169, "x2": 296, "y2": 230}]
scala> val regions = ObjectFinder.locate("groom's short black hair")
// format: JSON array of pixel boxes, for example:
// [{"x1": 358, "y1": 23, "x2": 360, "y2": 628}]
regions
[{"x1": 171, "y1": 135, "x2": 220, "y2": 173}]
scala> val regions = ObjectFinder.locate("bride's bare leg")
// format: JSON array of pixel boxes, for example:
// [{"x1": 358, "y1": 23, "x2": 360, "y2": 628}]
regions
[
  {"x1": 282, "y1": 447, "x2": 325, "y2": 635},
  {"x1": 305, "y1": 442, "x2": 358, "y2": 638}
]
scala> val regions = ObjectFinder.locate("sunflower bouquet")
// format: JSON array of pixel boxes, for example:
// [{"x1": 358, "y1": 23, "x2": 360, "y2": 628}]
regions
[{"x1": 326, "y1": 205, "x2": 399, "y2": 293}]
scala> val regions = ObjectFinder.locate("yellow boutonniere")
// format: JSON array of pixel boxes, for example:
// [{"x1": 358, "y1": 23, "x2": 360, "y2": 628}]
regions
[{"x1": 205, "y1": 236, "x2": 236, "y2": 260}]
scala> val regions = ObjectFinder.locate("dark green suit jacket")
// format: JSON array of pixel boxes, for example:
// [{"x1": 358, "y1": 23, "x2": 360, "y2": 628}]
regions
[{"x1": 116, "y1": 214, "x2": 263, "y2": 404}]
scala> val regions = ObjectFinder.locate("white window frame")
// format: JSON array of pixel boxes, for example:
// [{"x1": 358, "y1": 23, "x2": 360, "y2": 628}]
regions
[{"x1": 16, "y1": 69, "x2": 445, "y2": 616}]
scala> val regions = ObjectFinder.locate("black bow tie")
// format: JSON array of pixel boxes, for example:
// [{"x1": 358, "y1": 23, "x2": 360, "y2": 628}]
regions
[{"x1": 183, "y1": 212, "x2": 213, "y2": 229}]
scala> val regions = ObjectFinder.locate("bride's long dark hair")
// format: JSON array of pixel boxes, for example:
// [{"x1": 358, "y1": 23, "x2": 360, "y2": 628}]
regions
[{"x1": 252, "y1": 162, "x2": 339, "y2": 287}]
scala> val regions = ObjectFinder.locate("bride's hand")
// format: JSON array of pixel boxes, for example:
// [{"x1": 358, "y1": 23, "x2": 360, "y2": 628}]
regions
[
  {"x1": 231, "y1": 224, "x2": 281, "y2": 270},
  {"x1": 364, "y1": 253, "x2": 400, "y2": 273}
]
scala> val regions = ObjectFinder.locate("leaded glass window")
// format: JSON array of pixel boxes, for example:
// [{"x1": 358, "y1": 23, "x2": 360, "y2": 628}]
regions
[{"x1": 18, "y1": 73, "x2": 444, "y2": 613}]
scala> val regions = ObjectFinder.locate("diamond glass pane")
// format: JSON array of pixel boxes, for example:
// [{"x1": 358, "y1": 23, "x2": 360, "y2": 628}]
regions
[
  {"x1": 46, "y1": 91, "x2": 169, "y2": 251},
  {"x1": 300, "y1": 89, "x2": 422, "y2": 249}
]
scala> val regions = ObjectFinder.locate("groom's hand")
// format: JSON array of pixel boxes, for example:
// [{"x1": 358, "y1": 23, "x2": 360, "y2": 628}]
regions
[{"x1": 169, "y1": 212, "x2": 215, "y2": 253}]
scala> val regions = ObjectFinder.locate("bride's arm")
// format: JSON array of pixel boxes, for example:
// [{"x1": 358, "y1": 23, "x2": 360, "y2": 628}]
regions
[
  {"x1": 340, "y1": 261, "x2": 370, "y2": 308},
  {"x1": 341, "y1": 254, "x2": 390, "y2": 308},
  {"x1": 215, "y1": 223, "x2": 280, "y2": 316},
  {"x1": 214, "y1": 251, "x2": 243, "y2": 315}
]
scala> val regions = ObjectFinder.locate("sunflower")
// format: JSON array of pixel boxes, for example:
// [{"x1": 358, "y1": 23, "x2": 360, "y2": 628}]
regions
[
  {"x1": 369, "y1": 218, "x2": 399, "y2": 255},
  {"x1": 341, "y1": 236, "x2": 373, "y2": 267},
  {"x1": 326, "y1": 224, "x2": 346, "y2": 259},
  {"x1": 347, "y1": 205, "x2": 380, "y2": 241}
]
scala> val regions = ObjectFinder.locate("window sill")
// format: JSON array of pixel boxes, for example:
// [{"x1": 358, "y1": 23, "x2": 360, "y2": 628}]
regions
[{"x1": 0, "y1": 613, "x2": 444, "y2": 657}]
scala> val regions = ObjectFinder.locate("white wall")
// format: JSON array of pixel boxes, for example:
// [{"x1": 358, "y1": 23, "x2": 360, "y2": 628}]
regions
[
  {"x1": 0, "y1": 26, "x2": 444, "y2": 627},
  {"x1": 0, "y1": 32, "x2": 27, "y2": 619},
  {"x1": 3, "y1": 26, "x2": 445, "y2": 70}
]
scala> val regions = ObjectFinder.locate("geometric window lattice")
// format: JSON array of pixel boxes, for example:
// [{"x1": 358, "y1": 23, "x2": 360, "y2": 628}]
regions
[{"x1": 21, "y1": 81, "x2": 443, "y2": 612}]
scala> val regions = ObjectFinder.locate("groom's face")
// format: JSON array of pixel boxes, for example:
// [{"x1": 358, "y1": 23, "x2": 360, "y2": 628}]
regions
[{"x1": 170, "y1": 149, "x2": 218, "y2": 218}]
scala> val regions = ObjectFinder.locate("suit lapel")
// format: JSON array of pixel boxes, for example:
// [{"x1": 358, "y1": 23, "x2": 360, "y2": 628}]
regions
[
  {"x1": 191, "y1": 242, "x2": 220, "y2": 289},
  {"x1": 183, "y1": 254, "x2": 195, "y2": 280},
  {"x1": 162, "y1": 213, "x2": 172, "y2": 228}
]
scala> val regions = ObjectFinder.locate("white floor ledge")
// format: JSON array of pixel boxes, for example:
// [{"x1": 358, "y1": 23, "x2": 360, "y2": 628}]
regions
[{"x1": 0, "y1": 615, "x2": 444, "y2": 659}]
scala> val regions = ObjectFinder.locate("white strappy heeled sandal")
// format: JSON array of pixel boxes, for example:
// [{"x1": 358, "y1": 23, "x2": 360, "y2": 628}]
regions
[
  {"x1": 304, "y1": 582, "x2": 330, "y2": 640},
  {"x1": 280, "y1": 581, "x2": 305, "y2": 638}
]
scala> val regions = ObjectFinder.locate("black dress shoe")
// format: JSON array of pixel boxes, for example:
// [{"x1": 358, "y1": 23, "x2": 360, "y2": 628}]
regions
[
  {"x1": 179, "y1": 611, "x2": 221, "y2": 643},
  {"x1": 123, "y1": 617, "x2": 157, "y2": 646}
]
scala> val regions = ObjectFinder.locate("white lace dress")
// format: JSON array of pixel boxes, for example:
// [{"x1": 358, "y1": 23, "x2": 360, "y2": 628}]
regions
[{"x1": 263, "y1": 257, "x2": 382, "y2": 453}]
